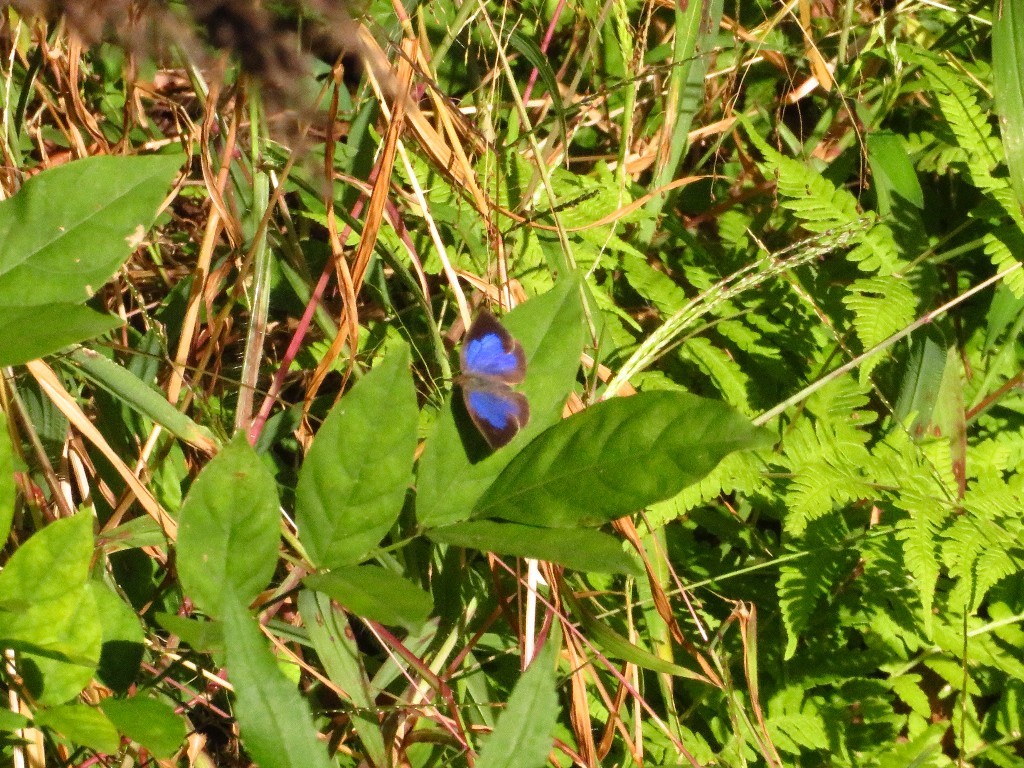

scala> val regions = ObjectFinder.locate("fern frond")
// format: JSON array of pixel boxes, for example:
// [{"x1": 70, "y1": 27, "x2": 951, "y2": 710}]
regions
[
  {"x1": 942, "y1": 515, "x2": 1021, "y2": 612},
  {"x1": 780, "y1": 378, "x2": 876, "y2": 534},
  {"x1": 905, "y1": 130, "x2": 969, "y2": 175},
  {"x1": 679, "y1": 336, "x2": 753, "y2": 413},
  {"x1": 744, "y1": 125, "x2": 903, "y2": 275},
  {"x1": 765, "y1": 713, "x2": 830, "y2": 755},
  {"x1": 778, "y1": 516, "x2": 857, "y2": 658},
  {"x1": 873, "y1": 429, "x2": 957, "y2": 633},
  {"x1": 657, "y1": 450, "x2": 767, "y2": 522},
  {"x1": 888, "y1": 675, "x2": 931, "y2": 719},
  {"x1": 983, "y1": 229, "x2": 1024, "y2": 299},
  {"x1": 620, "y1": 253, "x2": 689, "y2": 315},
  {"x1": 858, "y1": 534, "x2": 927, "y2": 656},
  {"x1": 932, "y1": 614, "x2": 1024, "y2": 682},
  {"x1": 939, "y1": 476, "x2": 1024, "y2": 612},
  {"x1": 784, "y1": 460, "x2": 867, "y2": 535},
  {"x1": 842, "y1": 276, "x2": 918, "y2": 378},
  {"x1": 916, "y1": 54, "x2": 1003, "y2": 188}
]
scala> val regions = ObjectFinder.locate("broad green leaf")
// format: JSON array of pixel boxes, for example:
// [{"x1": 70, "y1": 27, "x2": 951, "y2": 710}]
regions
[
  {"x1": 866, "y1": 132, "x2": 925, "y2": 211},
  {"x1": 296, "y1": 343, "x2": 417, "y2": 568},
  {"x1": 933, "y1": 347, "x2": 967, "y2": 495},
  {"x1": 0, "y1": 709, "x2": 30, "y2": 731},
  {"x1": 304, "y1": 565, "x2": 432, "y2": 631},
  {"x1": 474, "y1": 392, "x2": 772, "y2": 528},
  {"x1": 154, "y1": 614, "x2": 224, "y2": 658},
  {"x1": 865, "y1": 132, "x2": 926, "y2": 256},
  {"x1": 0, "y1": 508, "x2": 99, "y2": 704},
  {"x1": 0, "y1": 511, "x2": 92, "y2": 607},
  {"x1": 994, "y1": 0, "x2": 1024, "y2": 209},
  {"x1": 0, "y1": 154, "x2": 180, "y2": 364},
  {"x1": 417, "y1": 280, "x2": 586, "y2": 528},
  {"x1": 0, "y1": 304, "x2": 122, "y2": 367},
  {"x1": 92, "y1": 583, "x2": 145, "y2": 693},
  {"x1": 0, "y1": 154, "x2": 182, "y2": 307},
  {"x1": 0, "y1": 410, "x2": 13, "y2": 545},
  {"x1": 475, "y1": 625, "x2": 560, "y2": 768},
  {"x1": 222, "y1": 593, "x2": 332, "y2": 768},
  {"x1": 894, "y1": 329, "x2": 948, "y2": 438},
  {"x1": 100, "y1": 697, "x2": 187, "y2": 759},
  {"x1": 66, "y1": 346, "x2": 218, "y2": 452},
  {"x1": 177, "y1": 433, "x2": 281, "y2": 618},
  {"x1": 427, "y1": 521, "x2": 641, "y2": 575},
  {"x1": 297, "y1": 589, "x2": 387, "y2": 768},
  {"x1": 15, "y1": 587, "x2": 102, "y2": 705},
  {"x1": 34, "y1": 704, "x2": 120, "y2": 754}
]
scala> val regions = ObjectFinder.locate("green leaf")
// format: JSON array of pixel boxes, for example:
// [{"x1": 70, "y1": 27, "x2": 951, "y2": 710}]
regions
[
  {"x1": 297, "y1": 589, "x2": 387, "y2": 768},
  {"x1": 14, "y1": 587, "x2": 102, "y2": 705},
  {"x1": 994, "y1": 0, "x2": 1024, "y2": 209},
  {"x1": 894, "y1": 330, "x2": 948, "y2": 438},
  {"x1": 97, "y1": 516, "x2": 169, "y2": 553},
  {"x1": 34, "y1": 703, "x2": 120, "y2": 754},
  {"x1": 475, "y1": 625, "x2": 561, "y2": 768},
  {"x1": 100, "y1": 697, "x2": 188, "y2": 759},
  {"x1": 154, "y1": 613, "x2": 224, "y2": 658},
  {"x1": 0, "y1": 154, "x2": 182, "y2": 307},
  {"x1": 222, "y1": 593, "x2": 333, "y2": 768},
  {"x1": 0, "y1": 510, "x2": 92, "y2": 607},
  {"x1": 0, "y1": 304, "x2": 122, "y2": 366},
  {"x1": 177, "y1": 434, "x2": 281, "y2": 618},
  {"x1": 0, "y1": 709, "x2": 30, "y2": 731},
  {"x1": 427, "y1": 521, "x2": 641, "y2": 575},
  {"x1": 866, "y1": 132, "x2": 925, "y2": 211},
  {"x1": 65, "y1": 346, "x2": 219, "y2": 451},
  {"x1": 92, "y1": 583, "x2": 145, "y2": 693},
  {"x1": 0, "y1": 514, "x2": 101, "y2": 704},
  {"x1": 0, "y1": 410, "x2": 13, "y2": 546},
  {"x1": 473, "y1": 392, "x2": 772, "y2": 528},
  {"x1": 0, "y1": 154, "x2": 181, "y2": 365},
  {"x1": 417, "y1": 280, "x2": 587, "y2": 528},
  {"x1": 304, "y1": 565, "x2": 433, "y2": 631},
  {"x1": 296, "y1": 343, "x2": 417, "y2": 568},
  {"x1": 778, "y1": 516, "x2": 856, "y2": 659}
]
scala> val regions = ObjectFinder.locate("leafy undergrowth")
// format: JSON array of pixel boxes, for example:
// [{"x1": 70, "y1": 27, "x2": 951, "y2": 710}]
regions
[{"x1": 1, "y1": 0, "x2": 1024, "y2": 766}]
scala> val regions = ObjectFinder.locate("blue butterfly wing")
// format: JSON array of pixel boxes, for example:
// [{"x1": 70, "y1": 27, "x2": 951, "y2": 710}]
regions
[
  {"x1": 462, "y1": 380, "x2": 530, "y2": 448},
  {"x1": 460, "y1": 311, "x2": 526, "y2": 384}
]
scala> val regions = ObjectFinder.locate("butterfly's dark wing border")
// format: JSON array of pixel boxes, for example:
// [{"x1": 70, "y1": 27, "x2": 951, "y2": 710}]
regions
[
  {"x1": 461, "y1": 379, "x2": 530, "y2": 448},
  {"x1": 460, "y1": 310, "x2": 527, "y2": 385}
]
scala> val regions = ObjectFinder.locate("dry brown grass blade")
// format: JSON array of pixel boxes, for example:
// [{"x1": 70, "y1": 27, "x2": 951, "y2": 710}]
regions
[
  {"x1": 24, "y1": 360, "x2": 177, "y2": 542},
  {"x1": 595, "y1": 664, "x2": 642, "y2": 763},
  {"x1": 563, "y1": 629, "x2": 599, "y2": 767},
  {"x1": 796, "y1": 0, "x2": 835, "y2": 92},
  {"x1": 612, "y1": 518, "x2": 724, "y2": 689},
  {"x1": 198, "y1": 73, "x2": 243, "y2": 251},
  {"x1": 304, "y1": 39, "x2": 416, "y2": 408},
  {"x1": 413, "y1": 44, "x2": 491, "y2": 223},
  {"x1": 356, "y1": 26, "x2": 480, "y2": 195},
  {"x1": 66, "y1": 35, "x2": 109, "y2": 149},
  {"x1": 166, "y1": 90, "x2": 241, "y2": 408}
]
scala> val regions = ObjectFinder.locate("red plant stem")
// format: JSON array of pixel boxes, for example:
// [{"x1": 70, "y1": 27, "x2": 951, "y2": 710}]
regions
[
  {"x1": 522, "y1": 0, "x2": 568, "y2": 104},
  {"x1": 246, "y1": 184, "x2": 373, "y2": 445}
]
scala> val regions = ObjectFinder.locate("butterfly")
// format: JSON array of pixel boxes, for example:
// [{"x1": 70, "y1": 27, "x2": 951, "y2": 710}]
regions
[{"x1": 458, "y1": 310, "x2": 530, "y2": 449}]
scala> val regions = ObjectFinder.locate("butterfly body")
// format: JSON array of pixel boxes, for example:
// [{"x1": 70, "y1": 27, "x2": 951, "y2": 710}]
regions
[{"x1": 458, "y1": 311, "x2": 530, "y2": 448}]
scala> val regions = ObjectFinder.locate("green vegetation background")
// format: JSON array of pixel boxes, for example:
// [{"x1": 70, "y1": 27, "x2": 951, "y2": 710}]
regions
[{"x1": 1, "y1": 0, "x2": 1024, "y2": 765}]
